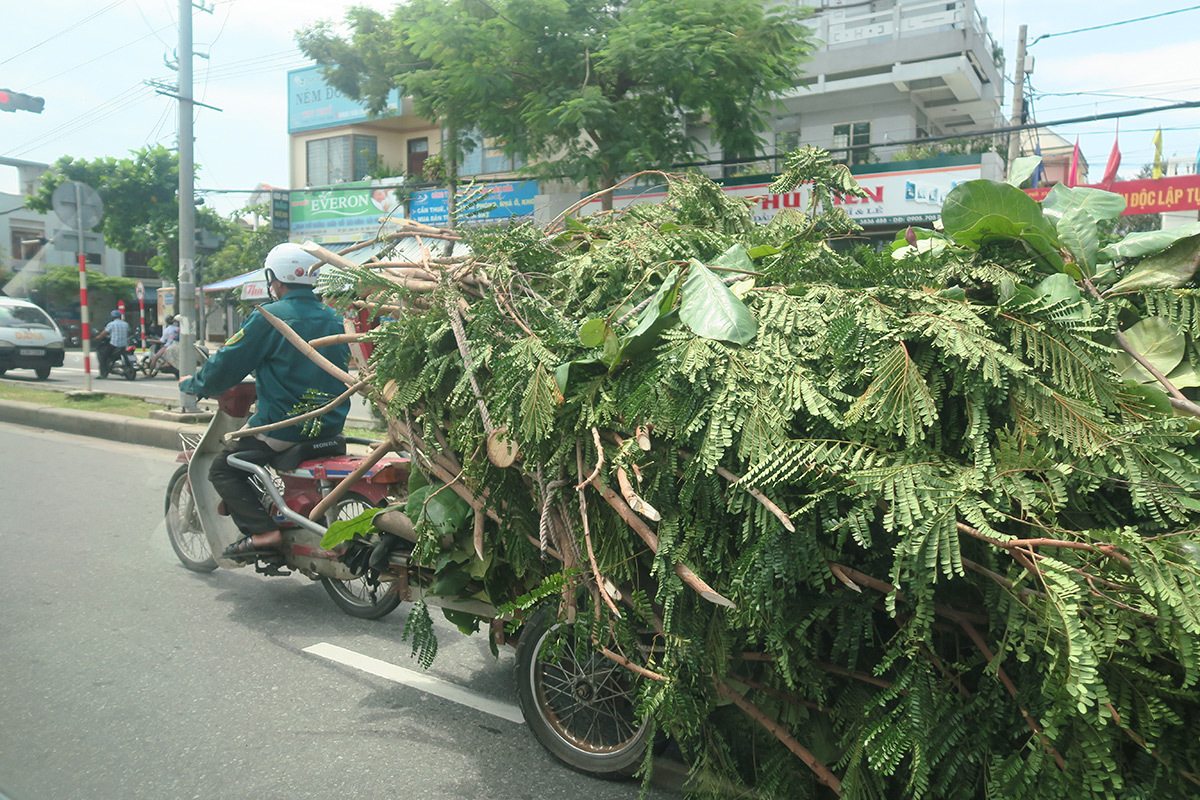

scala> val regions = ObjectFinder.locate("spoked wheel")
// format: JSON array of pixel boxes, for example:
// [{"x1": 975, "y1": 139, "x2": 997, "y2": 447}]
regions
[
  {"x1": 320, "y1": 491, "x2": 402, "y2": 620},
  {"x1": 164, "y1": 464, "x2": 217, "y2": 572},
  {"x1": 515, "y1": 603, "x2": 650, "y2": 778}
]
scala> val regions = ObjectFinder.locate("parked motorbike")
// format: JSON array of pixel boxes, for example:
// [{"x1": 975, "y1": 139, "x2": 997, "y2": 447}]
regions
[
  {"x1": 96, "y1": 337, "x2": 138, "y2": 381},
  {"x1": 164, "y1": 381, "x2": 411, "y2": 618}
]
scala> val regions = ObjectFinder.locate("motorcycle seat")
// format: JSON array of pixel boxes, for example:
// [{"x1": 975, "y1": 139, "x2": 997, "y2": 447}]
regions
[{"x1": 269, "y1": 435, "x2": 347, "y2": 472}]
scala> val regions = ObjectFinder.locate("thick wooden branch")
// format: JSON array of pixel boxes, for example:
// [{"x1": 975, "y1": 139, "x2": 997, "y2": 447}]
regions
[
  {"x1": 592, "y1": 478, "x2": 736, "y2": 608},
  {"x1": 578, "y1": 442, "x2": 622, "y2": 619},
  {"x1": 715, "y1": 679, "x2": 844, "y2": 796},
  {"x1": 309, "y1": 331, "x2": 366, "y2": 350},
  {"x1": 225, "y1": 380, "x2": 368, "y2": 441}
]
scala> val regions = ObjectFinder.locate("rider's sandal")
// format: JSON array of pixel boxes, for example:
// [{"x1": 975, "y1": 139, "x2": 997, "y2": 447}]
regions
[{"x1": 221, "y1": 536, "x2": 274, "y2": 562}]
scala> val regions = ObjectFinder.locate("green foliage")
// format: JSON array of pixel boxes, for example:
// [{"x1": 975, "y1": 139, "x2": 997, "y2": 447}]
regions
[
  {"x1": 32, "y1": 265, "x2": 137, "y2": 314},
  {"x1": 201, "y1": 204, "x2": 287, "y2": 285},
  {"x1": 297, "y1": 0, "x2": 816, "y2": 203},
  {"x1": 326, "y1": 153, "x2": 1200, "y2": 798},
  {"x1": 23, "y1": 145, "x2": 224, "y2": 281}
]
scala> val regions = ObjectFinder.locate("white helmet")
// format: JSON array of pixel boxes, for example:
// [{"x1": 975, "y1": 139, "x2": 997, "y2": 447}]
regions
[{"x1": 264, "y1": 242, "x2": 322, "y2": 286}]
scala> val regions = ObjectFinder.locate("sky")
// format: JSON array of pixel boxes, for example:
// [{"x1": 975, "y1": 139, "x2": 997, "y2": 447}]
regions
[{"x1": 2, "y1": 0, "x2": 1198, "y2": 216}]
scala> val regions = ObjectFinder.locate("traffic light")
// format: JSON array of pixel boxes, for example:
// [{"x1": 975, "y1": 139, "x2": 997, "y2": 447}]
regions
[{"x1": 0, "y1": 89, "x2": 45, "y2": 114}]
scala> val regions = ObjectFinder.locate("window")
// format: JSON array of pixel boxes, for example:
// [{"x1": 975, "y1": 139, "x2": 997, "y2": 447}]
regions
[
  {"x1": 407, "y1": 137, "x2": 429, "y2": 178},
  {"x1": 305, "y1": 134, "x2": 378, "y2": 186},
  {"x1": 457, "y1": 132, "x2": 524, "y2": 177},
  {"x1": 10, "y1": 227, "x2": 43, "y2": 266},
  {"x1": 833, "y1": 121, "x2": 871, "y2": 165},
  {"x1": 776, "y1": 128, "x2": 802, "y2": 172}
]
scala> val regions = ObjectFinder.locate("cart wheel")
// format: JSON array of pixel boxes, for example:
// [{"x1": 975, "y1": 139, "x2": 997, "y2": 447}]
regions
[{"x1": 515, "y1": 602, "x2": 650, "y2": 778}]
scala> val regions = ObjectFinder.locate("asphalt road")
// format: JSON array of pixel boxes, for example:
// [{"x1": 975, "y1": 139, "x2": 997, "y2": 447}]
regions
[{"x1": 0, "y1": 423, "x2": 675, "y2": 800}]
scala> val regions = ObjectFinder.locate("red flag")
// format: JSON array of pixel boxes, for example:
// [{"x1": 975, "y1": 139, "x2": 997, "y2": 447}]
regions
[
  {"x1": 1066, "y1": 137, "x2": 1080, "y2": 187},
  {"x1": 1101, "y1": 135, "x2": 1121, "y2": 189}
]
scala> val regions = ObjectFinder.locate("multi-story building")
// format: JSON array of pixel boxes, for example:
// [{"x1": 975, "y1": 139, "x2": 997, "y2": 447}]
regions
[{"x1": 283, "y1": 0, "x2": 1009, "y2": 241}]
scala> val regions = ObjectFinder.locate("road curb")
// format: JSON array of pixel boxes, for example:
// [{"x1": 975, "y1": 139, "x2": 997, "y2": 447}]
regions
[{"x1": 0, "y1": 398, "x2": 205, "y2": 451}]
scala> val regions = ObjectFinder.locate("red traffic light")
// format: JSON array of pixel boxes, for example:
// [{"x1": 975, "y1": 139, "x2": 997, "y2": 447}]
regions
[{"x1": 0, "y1": 88, "x2": 44, "y2": 114}]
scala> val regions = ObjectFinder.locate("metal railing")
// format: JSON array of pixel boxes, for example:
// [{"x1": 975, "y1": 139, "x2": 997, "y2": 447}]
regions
[{"x1": 799, "y1": 0, "x2": 998, "y2": 58}]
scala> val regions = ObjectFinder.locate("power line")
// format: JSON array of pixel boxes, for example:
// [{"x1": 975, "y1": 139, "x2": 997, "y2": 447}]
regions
[
  {"x1": 1030, "y1": 5, "x2": 1200, "y2": 46},
  {"x1": 0, "y1": 0, "x2": 128, "y2": 67},
  {"x1": 27, "y1": 23, "x2": 176, "y2": 90}
]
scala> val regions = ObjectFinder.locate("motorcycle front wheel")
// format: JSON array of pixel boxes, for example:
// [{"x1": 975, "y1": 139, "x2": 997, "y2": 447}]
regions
[
  {"x1": 515, "y1": 602, "x2": 650, "y2": 778},
  {"x1": 165, "y1": 464, "x2": 217, "y2": 572},
  {"x1": 319, "y1": 491, "x2": 402, "y2": 620}
]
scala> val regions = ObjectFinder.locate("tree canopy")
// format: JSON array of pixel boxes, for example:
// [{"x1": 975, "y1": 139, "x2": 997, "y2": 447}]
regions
[
  {"x1": 23, "y1": 145, "x2": 224, "y2": 282},
  {"x1": 297, "y1": 0, "x2": 815, "y2": 207}
]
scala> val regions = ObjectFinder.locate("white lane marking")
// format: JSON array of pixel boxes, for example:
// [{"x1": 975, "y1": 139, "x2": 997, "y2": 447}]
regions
[{"x1": 303, "y1": 641, "x2": 524, "y2": 724}]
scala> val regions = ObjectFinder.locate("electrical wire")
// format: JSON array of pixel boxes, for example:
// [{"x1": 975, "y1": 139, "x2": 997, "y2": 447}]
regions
[
  {"x1": 0, "y1": 0, "x2": 128, "y2": 67},
  {"x1": 1030, "y1": 5, "x2": 1200, "y2": 46},
  {"x1": 26, "y1": 23, "x2": 177, "y2": 90}
]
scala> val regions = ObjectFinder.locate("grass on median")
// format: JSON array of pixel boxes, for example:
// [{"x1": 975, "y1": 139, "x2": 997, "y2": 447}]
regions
[
  {"x1": 0, "y1": 380, "x2": 388, "y2": 440},
  {"x1": 0, "y1": 381, "x2": 157, "y2": 418}
]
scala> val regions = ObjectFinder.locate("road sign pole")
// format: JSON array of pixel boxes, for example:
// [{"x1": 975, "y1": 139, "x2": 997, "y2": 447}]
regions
[{"x1": 75, "y1": 183, "x2": 93, "y2": 393}]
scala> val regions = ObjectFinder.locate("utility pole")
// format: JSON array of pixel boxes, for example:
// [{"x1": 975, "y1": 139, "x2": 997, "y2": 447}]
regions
[
  {"x1": 177, "y1": 0, "x2": 198, "y2": 412},
  {"x1": 1006, "y1": 24, "x2": 1028, "y2": 174}
]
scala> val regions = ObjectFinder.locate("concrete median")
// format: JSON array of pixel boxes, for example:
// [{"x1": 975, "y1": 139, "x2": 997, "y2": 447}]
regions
[{"x1": 0, "y1": 399, "x2": 205, "y2": 451}]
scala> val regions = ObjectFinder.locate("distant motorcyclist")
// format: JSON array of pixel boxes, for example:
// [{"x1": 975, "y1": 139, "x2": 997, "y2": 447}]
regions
[
  {"x1": 179, "y1": 243, "x2": 351, "y2": 560},
  {"x1": 147, "y1": 315, "x2": 179, "y2": 373},
  {"x1": 94, "y1": 310, "x2": 131, "y2": 376}
]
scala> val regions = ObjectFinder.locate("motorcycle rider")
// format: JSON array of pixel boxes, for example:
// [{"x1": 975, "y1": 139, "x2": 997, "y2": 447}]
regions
[
  {"x1": 147, "y1": 314, "x2": 179, "y2": 373},
  {"x1": 179, "y1": 243, "x2": 351, "y2": 560},
  {"x1": 94, "y1": 309, "x2": 131, "y2": 376}
]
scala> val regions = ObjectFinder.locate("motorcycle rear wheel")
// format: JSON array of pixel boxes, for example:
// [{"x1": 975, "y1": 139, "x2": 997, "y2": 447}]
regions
[
  {"x1": 121, "y1": 356, "x2": 137, "y2": 380},
  {"x1": 515, "y1": 602, "x2": 650, "y2": 778},
  {"x1": 320, "y1": 491, "x2": 402, "y2": 620},
  {"x1": 165, "y1": 464, "x2": 218, "y2": 572}
]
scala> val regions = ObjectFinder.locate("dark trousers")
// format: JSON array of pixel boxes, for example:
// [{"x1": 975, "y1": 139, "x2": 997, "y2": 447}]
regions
[{"x1": 209, "y1": 437, "x2": 279, "y2": 537}]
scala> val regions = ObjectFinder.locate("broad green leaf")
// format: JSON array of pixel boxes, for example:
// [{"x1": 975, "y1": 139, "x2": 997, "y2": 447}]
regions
[
  {"x1": 1041, "y1": 184, "x2": 1126, "y2": 222},
  {"x1": 1112, "y1": 316, "x2": 1186, "y2": 383},
  {"x1": 319, "y1": 506, "x2": 379, "y2": 549},
  {"x1": 1056, "y1": 207, "x2": 1100, "y2": 278},
  {"x1": 1109, "y1": 235, "x2": 1200, "y2": 293},
  {"x1": 1101, "y1": 222, "x2": 1200, "y2": 261},
  {"x1": 941, "y1": 180, "x2": 1064, "y2": 272},
  {"x1": 679, "y1": 258, "x2": 758, "y2": 344},
  {"x1": 1007, "y1": 156, "x2": 1043, "y2": 188},
  {"x1": 1167, "y1": 360, "x2": 1200, "y2": 390},
  {"x1": 713, "y1": 243, "x2": 756, "y2": 274},
  {"x1": 747, "y1": 244, "x2": 782, "y2": 259},
  {"x1": 407, "y1": 483, "x2": 472, "y2": 538},
  {"x1": 625, "y1": 266, "x2": 681, "y2": 338},
  {"x1": 579, "y1": 318, "x2": 607, "y2": 347},
  {"x1": 1119, "y1": 381, "x2": 1173, "y2": 416}
]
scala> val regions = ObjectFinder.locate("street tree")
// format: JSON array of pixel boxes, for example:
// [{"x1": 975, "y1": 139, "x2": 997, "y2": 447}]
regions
[
  {"x1": 23, "y1": 145, "x2": 225, "y2": 282},
  {"x1": 298, "y1": 0, "x2": 815, "y2": 209},
  {"x1": 202, "y1": 204, "x2": 288, "y2": 285}
]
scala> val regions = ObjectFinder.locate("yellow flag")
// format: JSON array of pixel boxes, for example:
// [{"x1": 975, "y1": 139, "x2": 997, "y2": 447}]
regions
[{"x1": 1153, "y1": 127, "x2": 1164, "y2": 179}]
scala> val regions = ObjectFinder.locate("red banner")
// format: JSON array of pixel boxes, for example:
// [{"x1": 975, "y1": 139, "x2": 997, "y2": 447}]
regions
[{"x1": 1025, "y1": 174, "x2": 1200, "y2": 216}]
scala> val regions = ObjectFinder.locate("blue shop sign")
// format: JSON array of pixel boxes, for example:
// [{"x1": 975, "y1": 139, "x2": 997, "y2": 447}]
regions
[
  {"x1": 287, "y1": 66, "x2": 401, "y2": 133},
  {"x1": 410, "y1": 181, "x2": 538, "y2": 226}
]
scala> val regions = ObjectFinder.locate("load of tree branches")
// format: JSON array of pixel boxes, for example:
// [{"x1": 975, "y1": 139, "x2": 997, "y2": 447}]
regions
[{"x1": 297, "y1": 147, "x2": 1200, "y2": 798}]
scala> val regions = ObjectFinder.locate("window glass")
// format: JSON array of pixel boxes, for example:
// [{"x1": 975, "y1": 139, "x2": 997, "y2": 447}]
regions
[
  {"x1": 833, "y1": 121, "x2": 871, "y2": 165},
  {"x1": 306, "y1": 134, "x2": 378, "y2": 185},
  {"x1": 0, "y1": 304, "x2": 55, "y2": 329}
]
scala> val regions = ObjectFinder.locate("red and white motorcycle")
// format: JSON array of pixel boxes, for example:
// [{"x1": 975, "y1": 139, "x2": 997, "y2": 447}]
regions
[{"x1": 164, "y1": 381, "x2": 410, "y2": 619}]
